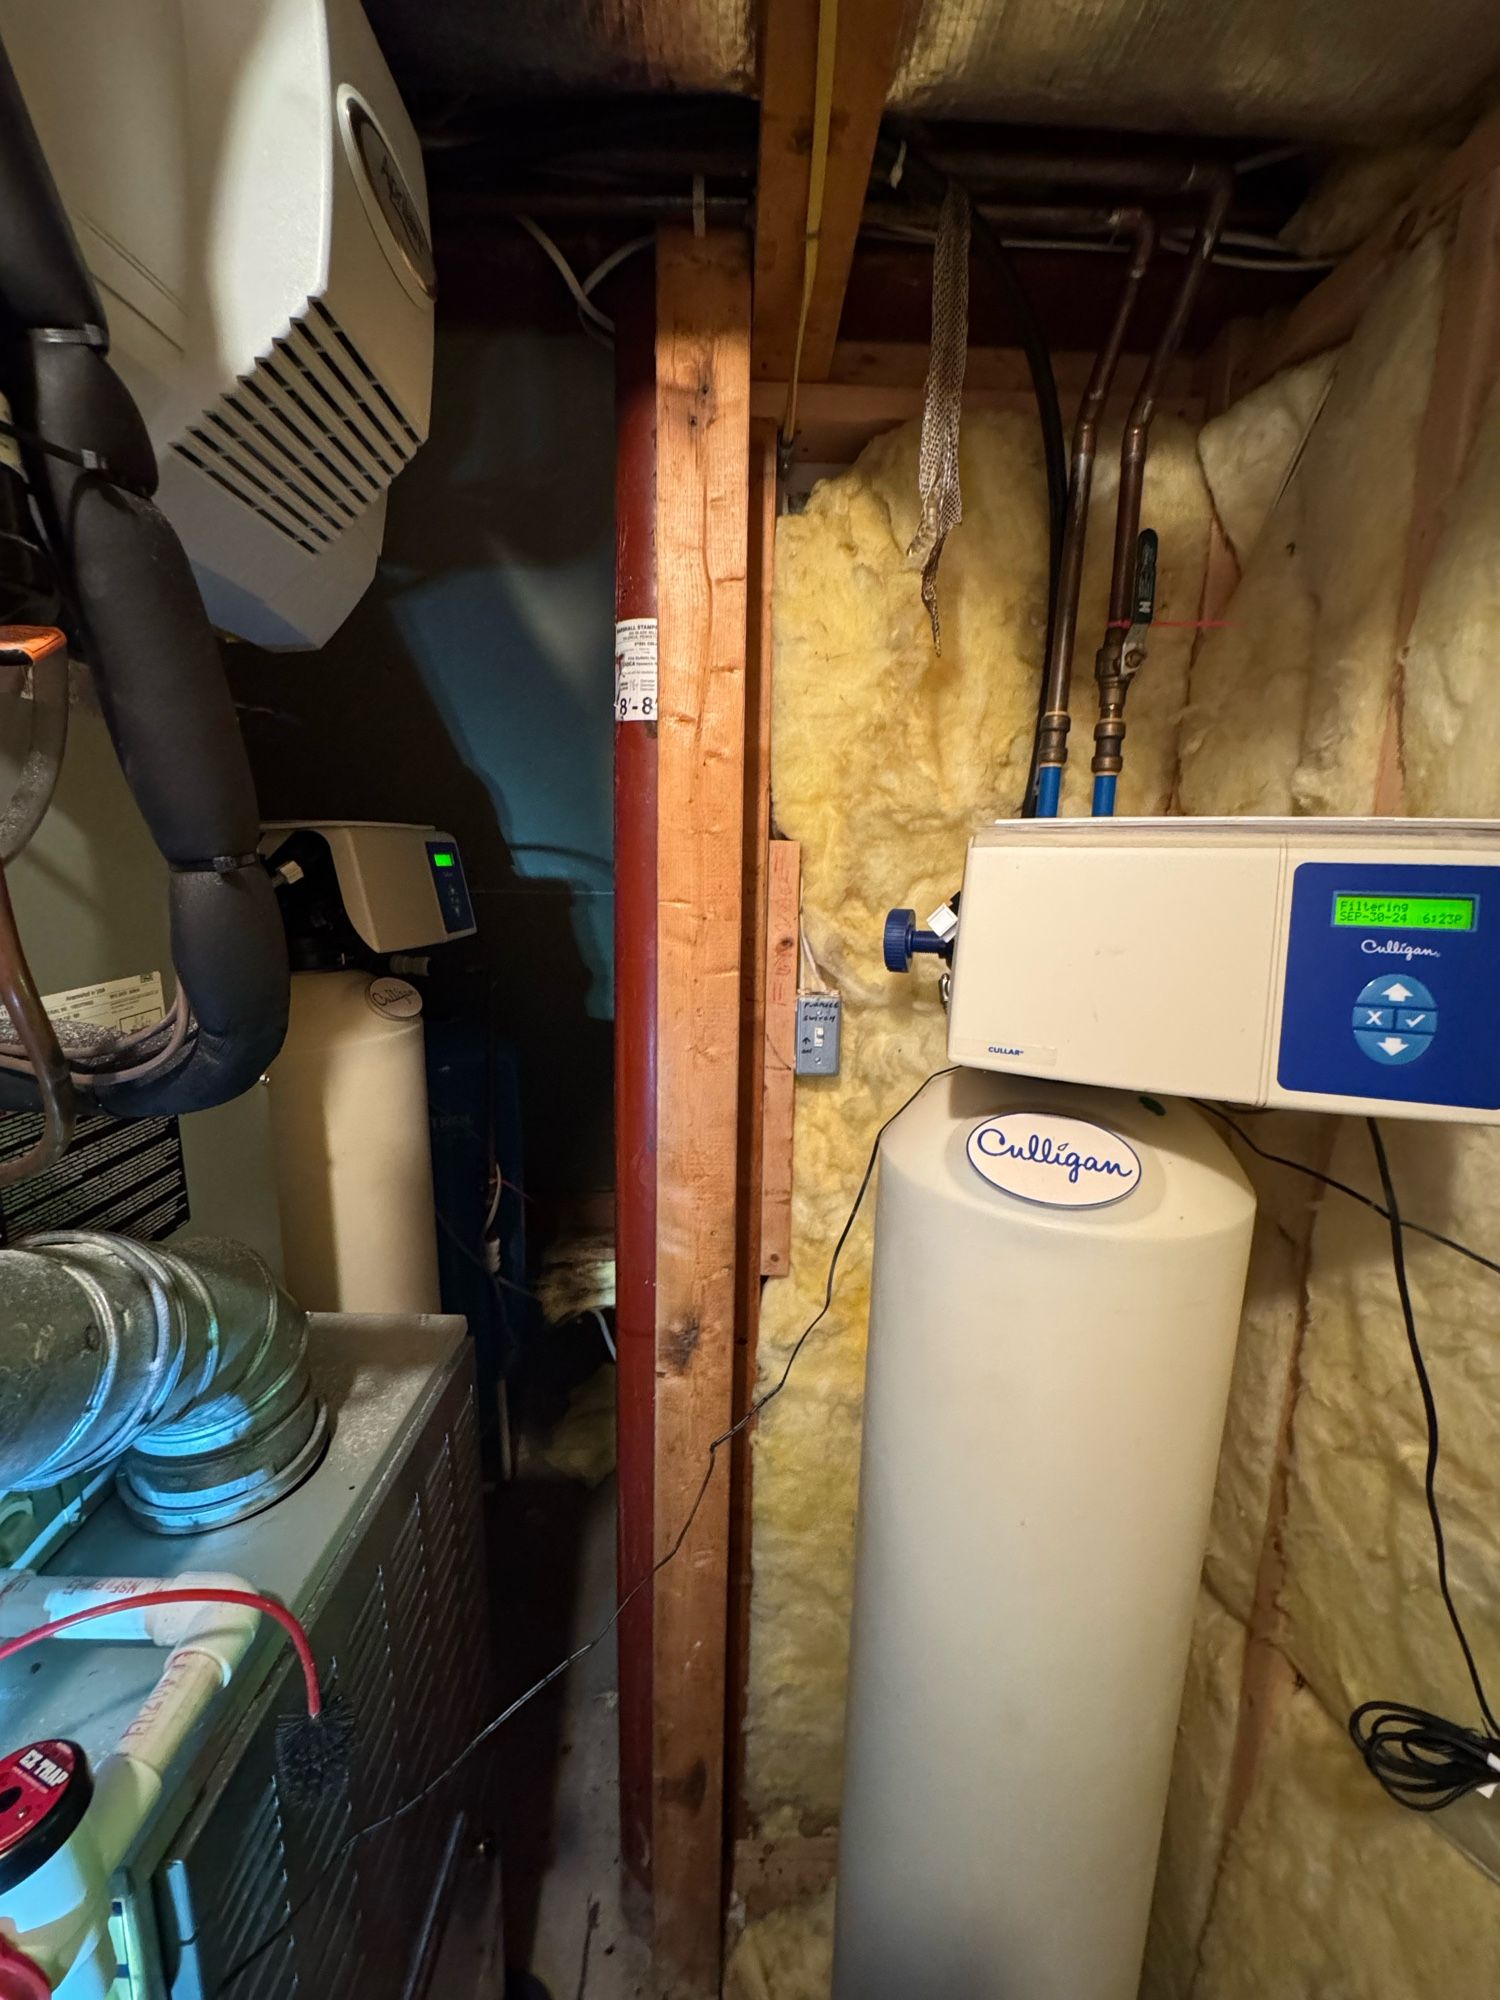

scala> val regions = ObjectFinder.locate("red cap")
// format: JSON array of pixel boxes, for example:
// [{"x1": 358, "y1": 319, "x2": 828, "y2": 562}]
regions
[{"x1": 0, "y1": 1935, "x2": 49, "y2": 1998}]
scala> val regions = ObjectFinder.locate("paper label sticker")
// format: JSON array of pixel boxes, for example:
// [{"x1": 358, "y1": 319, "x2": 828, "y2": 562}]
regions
[
  {"x1": 614, "y1": 617, "x2": 658, "y2": 723},
  {"x1": 43, "y1": 970, "x2": 164, "y2": 1036}
]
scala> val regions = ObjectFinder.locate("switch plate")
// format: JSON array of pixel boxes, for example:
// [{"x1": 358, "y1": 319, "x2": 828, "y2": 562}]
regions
[{"x1": 796, "y1": 992, "x2": 841, "y2": 1076}]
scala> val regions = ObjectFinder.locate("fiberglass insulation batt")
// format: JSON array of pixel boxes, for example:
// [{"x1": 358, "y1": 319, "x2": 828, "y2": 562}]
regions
[
  {"x1": 1154, "y1": 229, "x2": 1500, "y2": 1996},
  {"x1": 743, "y1": 407, "x2": 1211, "y2": 1829},
  {"x1": 740, "y1": 223, "x2": 1500, "y2": 1998}
]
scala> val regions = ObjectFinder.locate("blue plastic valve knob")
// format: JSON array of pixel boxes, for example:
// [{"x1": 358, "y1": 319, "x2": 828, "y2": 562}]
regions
[
  {"x1": 883, "y1": 908, "x2": 917, "y2": 972},
  {"x1": 883, "y1": 908, "x2": 949, "y2": 972}
]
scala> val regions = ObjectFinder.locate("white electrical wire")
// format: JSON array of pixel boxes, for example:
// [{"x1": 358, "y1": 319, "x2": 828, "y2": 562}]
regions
[
  {"x1": 514, "y1": 220, "x2": 655, "y2": 347},
  {"x1": 581, "y1": 235, "x2": 652, "y2": 299},
  {"x1": 514, "y1": 216, "x2": 616, "y2": 334},
  {"x1": 800, "y1": 923, "x2": 829, "y2": 993}
]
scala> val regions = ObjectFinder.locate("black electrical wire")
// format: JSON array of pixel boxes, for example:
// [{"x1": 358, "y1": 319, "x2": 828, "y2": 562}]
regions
[
  {"x1": 212, "y1": 1068, "x2": 957, "y2": 1996},
  {"x1": 1348, "y1": 1119, "x2": 1500, "y2": 1808},
  {"x1": 1193, "y1": 1101, "x2": 1500, "y2": 1280},
  {"x1": 1186, "y1": 1104, "x2": 1500, "y2": 1811}
]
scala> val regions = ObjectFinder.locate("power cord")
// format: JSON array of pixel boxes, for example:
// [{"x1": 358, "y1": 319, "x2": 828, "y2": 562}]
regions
[
  {"x1": 1194, "y1": 1101, "x2": 1500, "y2": 1279},
  {"x1": 1204, "y1": 1100, "x2": 1500, "y2": 1811},
  {"x1": 212, "y1": 1067, "x2": 955, "y2": 1994},
  {"x1": 1350, "y1": 1119, "x2": 1500, "y2": 1810}
]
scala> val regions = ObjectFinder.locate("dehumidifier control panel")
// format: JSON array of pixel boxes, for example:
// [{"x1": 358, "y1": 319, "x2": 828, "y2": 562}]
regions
[{"x1": 938, "y1": 818, "x2": 1500, "y2": 1122}]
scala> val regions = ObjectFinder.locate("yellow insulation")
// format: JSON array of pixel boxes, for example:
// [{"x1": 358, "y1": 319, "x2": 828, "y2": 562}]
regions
[
  {"x1": 1180, "y1": 232, "x2": 1446, "y2": 818},
  {"x1": 745, "y1": 227, "x2": 1500, "y2": 1999},
  {"x1": 746, "y1": 409, "x2": 1211, "y2": 1827}
]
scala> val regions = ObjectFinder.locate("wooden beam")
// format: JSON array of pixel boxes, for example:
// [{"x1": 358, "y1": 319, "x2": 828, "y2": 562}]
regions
[
  {"x1": 753, "y1": 0, "x2": 917, "y2": 385},
  {"x1": 652, "y1": 226, "x2": 752, "y2": 2000},
  {"x1": 1249, "y1": 97, "x2": 1500, "y2": 390},
  {"x1": 760, "y1": 840, "x2": 801, "y2": 1278},
  {"x1": 1373, "y1": 166, "x2": 1500, "y2": 814},
  {"x1": 753, "y1": 375, "x2": 1205, "y2": 469},
  {"x1": 824, "y1": 341, "x2": 1205, "y2": 399}
]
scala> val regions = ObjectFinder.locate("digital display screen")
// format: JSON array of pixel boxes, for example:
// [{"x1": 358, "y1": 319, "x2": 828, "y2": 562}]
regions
[
  {"x1": 431, "y1": 851, "x2": 456, "y2": 870},
  {"x1": 1332, "y1": 893, "x2": 1475, "y2": 932}
]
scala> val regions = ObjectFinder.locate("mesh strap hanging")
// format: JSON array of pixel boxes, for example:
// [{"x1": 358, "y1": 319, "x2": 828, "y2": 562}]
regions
[{"x1": 907, "y1": 182, "x2": 971, "y2": 652}]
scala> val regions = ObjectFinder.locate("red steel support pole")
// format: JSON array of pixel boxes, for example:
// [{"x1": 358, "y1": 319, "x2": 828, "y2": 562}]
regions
[{"x1": 612, "y1": 256, "x2": 658, "y2": 1901}]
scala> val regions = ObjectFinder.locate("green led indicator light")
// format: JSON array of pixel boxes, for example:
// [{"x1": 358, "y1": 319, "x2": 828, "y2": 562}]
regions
[
  {"x1": 1332, "y1": 892, "x2": 1474, "y2": 933},
  {"x1": 432, "y1": 851, "x2": 455, "y2": 869}
]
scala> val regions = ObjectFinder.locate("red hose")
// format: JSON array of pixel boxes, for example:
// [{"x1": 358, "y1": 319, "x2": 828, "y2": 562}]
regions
[{"x1": 0, "y1": 1588, "x2": 322, "y2": 1718}]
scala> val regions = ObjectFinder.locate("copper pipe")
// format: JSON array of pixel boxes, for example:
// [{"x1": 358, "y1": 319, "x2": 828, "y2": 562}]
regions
[
  {"x1": 1031, "y1": 209, "x2": 1155, "y2": 792},
  {"x1": 1091, "y1": 166, "x2": 1234, "y2": 788},
  {"x1": 0, "y1": 861, "x2": 74, "y2": 1183}
]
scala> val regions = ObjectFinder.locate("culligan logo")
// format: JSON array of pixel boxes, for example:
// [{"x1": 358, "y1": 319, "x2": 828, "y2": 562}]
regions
[{"x1": 966, "y1": 1112, "x2": 1142, "y2": 1209}]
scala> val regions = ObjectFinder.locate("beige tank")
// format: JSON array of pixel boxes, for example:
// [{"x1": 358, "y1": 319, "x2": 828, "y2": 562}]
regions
[
  {"x1": 265, "y1": 969, "x2": 440, "y2": 1313},
  {"x1": 833, "y1": 1069, "x2": 1255, "y2": 2000}
]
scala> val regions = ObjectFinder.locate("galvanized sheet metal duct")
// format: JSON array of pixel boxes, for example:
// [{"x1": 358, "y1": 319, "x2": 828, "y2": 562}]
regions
[
  {"x1": 0, "y1": 1233, "x2": 328, "y2": 1533},
  {"x1": 369, "y1": 0, "x2": 1498, "y2": 145}
]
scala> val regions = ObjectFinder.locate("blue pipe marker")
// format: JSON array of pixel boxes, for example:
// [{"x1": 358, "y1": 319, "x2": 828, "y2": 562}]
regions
[
  {"x1": 1035, "y1": 764, "x2": 1063, "y2": 818},
  {"x1": 1092, "y1": 772, "x2": 1117, "y2": 817}
]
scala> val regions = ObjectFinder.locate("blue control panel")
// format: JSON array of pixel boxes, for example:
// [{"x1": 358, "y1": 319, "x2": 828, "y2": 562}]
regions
[
  {"x1": 1278, "y1": 861, "x2": 1499, "y2": 1109},
  {"x1": 425, "y1": 838, "x2": 475, "y2": 935}
]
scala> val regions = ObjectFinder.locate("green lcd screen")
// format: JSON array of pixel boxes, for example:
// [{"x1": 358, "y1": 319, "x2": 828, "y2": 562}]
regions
[
  {"x1": 432, "y1": 851, "x2": 455, "y2": 869},
  {"x1": 1332, "y1": 893, "x2": 1475, "y2": 932}
]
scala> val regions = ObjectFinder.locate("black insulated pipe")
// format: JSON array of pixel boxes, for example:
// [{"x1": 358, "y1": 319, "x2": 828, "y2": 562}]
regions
[{"x1": 0, "y1": 37, "x2": 288, "y2": 1117}]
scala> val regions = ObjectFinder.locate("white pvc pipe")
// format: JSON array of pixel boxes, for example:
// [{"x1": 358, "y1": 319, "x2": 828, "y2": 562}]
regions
[
  {"x1": 0, "y1": 1570, "x2": 254, "y2": 1649},
  {"x1": 0, "y1": 1568, "x2": 263, "y2": 1984}
]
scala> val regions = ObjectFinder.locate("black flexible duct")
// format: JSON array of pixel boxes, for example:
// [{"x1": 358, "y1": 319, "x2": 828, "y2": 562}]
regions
[{"x1": 0, "y1": 38, "x2": 288, "y2": 1116}]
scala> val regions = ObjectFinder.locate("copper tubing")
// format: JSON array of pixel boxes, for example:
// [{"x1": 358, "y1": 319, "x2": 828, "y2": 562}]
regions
[
  {"x1": 0, "y1": 862, "x2": 74, "y2": 1183},
  {"x1": 1092, "y1": 166, "x2": 1233, "y2": 785},
  {"x1": 1031, "y1": 208, "x2": 1155, "y2": 789}
]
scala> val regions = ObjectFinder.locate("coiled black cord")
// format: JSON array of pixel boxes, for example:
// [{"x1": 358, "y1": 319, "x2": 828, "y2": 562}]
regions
[
  {"x1": 1204, "y1": 1103, "x2": 1500, "y2": 1811},
  {"x1": 1347, "y1": 1119, "x2": 1500, "y2": 1808}
]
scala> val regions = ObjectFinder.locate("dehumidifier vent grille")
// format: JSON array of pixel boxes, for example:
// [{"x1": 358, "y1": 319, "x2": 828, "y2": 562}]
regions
[{"x1": 170, "y1": 297, "x2": 419, "y2": 556}]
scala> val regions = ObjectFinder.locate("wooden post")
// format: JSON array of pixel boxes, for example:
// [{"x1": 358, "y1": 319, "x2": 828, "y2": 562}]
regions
[
  {"x1": 652, "y1": 226, "x2": 752, "y2": 1998},
  {"x1": 612, "y1": 257, "x2": 659, "y2": 1905}
]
